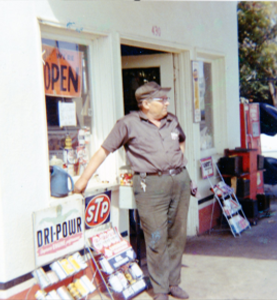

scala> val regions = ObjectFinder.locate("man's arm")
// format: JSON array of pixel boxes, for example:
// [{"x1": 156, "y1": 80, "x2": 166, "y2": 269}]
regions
[
  {"x1": 180, "y1": 141, "x2": 188, "y2": 166},
  {"x1": 179, "y1": 141, "x2": 185, "y2": 154},
  {"x1": 74, "y1": 146, "x2": 110, "y2": 193}
]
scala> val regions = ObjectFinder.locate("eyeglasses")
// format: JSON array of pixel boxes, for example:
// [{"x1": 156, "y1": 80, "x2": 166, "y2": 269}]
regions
[{"x1": 150, "y1": 97, "x2": 170, "y2": 104}]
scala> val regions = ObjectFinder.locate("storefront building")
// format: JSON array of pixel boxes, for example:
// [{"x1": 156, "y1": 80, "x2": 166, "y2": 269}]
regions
[{"x1": 0, "y1": 1, "x2": 240, "y2": 298}]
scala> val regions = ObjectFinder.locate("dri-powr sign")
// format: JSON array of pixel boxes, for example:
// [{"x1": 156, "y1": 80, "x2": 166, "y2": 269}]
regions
[
  {"x1": 42, "y1": 44, "x2": 82, "y2": 98},
  {"x1": 85, "y1": 191, "x2": 111, "y2": 229},
  {"x1": 32, "y1": 198, "x2": 84, "y2": 267}
]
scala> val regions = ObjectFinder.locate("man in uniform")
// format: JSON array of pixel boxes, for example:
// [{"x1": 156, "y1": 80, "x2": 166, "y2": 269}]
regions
[{"x1": 74, "y1": 81, "x2": 191, "y2": 300}]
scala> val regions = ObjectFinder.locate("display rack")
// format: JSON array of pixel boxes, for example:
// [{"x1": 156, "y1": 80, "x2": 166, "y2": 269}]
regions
[
  {"x1": 85, "y1": 222, "x2": 147, "y2": 300},
  {"x1": 201, "y1": 159, "x2": 251, "y2": 237},
  {"x1": 31, "y1": 194, "x2": 147, "y2": 300}
]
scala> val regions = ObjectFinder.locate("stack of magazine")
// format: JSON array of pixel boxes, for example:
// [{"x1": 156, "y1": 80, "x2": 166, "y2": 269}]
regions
[
  {"x1": 89, "y1": 226, "x2": 147, "y2": 299},
  {"x1": 229, "y1": 214, "x2": 249, "y2": 234},
  {"x1": 222, "y1": 198, "x2": 241, "y2": 216},
  {"x1": 211, "y1": 181, "x2": 233, "y2": 197}
]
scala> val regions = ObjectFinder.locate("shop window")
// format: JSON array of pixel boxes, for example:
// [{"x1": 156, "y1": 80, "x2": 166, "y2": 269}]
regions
[
  {"x1": 42, "y1": 38, "x2": 91, "y2": 176},
  {"x1": 199, "y1": 62, "x2": 214, "y2": 150}
]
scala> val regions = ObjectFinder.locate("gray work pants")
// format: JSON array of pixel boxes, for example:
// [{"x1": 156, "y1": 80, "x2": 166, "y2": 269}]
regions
[{"x1": 133, "y1": 168, "x2": 191, "y2": 294}]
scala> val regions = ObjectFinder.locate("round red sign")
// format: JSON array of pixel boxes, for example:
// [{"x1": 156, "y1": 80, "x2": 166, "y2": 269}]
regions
[{"x1": 85, "y1": 194, "x2": 111, "y2": 227}]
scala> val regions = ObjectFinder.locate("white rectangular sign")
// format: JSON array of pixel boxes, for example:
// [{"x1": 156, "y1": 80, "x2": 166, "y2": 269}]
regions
[
  {"x1": 200, "y1": 156, "x2": 214, "y2": 179},
  {"x1": 33, "y1": 198, "x2": 84, "y2": 267},
  {"x1": 58, "y1": 101, "x2": 77, "y2": 127}
]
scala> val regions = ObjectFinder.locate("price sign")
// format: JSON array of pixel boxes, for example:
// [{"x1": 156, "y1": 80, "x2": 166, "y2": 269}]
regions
[{"x1": 200, "y1": 156, "x2": 214, "y2": 179}]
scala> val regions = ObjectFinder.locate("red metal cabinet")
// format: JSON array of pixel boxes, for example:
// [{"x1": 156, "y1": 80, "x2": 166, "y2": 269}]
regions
[
  {"x1": 225, "y1": 148, "x2": 258, "y2": 174},
  {"x1": 244, "y1": 171, "x2": 264, "y2": 200},
  {"x1": 224, "y1": 148, "x2": 264, "y2": 200},
  {"x1": 240, "y1": 103, "x2": 261, "y2": 154}
]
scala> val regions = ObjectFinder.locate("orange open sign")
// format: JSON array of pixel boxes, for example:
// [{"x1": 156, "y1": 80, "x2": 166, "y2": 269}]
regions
[{"x1": 42, "y1": 44, "x2": 82, "y2": 98}]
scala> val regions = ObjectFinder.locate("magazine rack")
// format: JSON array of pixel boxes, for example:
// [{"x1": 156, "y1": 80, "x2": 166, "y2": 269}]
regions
[
  {"x1": 85, "y1": 222, "x2": 147, "y2": 300},
  {"x1": 30, "y1": 222, "x2": 147, "y2": 300},
  {"x1": 201, "y1": 158, "x2": 251, "y2": 237}
]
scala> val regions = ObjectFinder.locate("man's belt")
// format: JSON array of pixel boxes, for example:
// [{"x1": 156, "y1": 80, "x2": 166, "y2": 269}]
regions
[{"x1": 135, "y1": 167, "x2": 184, "y2": 177}]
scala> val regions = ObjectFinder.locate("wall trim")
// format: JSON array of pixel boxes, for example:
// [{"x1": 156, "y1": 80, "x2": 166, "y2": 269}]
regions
[
  {"x1": 0, "y1": 273, "x2": 33, "y2": 291},
  {"x1": 120, "y1": 33, "x2": 193, "y2": 54},
  {"x1": 198, "y1": 194, "x2": 214, "y2": 205}
]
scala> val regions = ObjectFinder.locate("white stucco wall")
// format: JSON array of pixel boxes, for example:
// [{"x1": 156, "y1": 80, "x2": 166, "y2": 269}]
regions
[
  {"x1": 0, "y1": 2, "x2": 50, "y2": 283},
  {"x1": 0, "y1": 0, "x2": 239, "y2": 293}
]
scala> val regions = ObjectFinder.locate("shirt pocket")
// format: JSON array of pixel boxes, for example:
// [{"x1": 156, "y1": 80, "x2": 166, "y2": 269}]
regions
[{"x1": 141, "y1": 137, "x2": 161, "y2": 153}]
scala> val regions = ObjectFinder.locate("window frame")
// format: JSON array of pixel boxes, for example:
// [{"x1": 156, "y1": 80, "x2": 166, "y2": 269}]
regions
[
  {"x1": 196, "y1": 59, "x2": 214, "y2": 151},
  {"x1": 40, "y1": 24, "x2": 97, "y2": 167},
  {"x1": 196, "y1": 50, "x2": 227, "y2": 157}
]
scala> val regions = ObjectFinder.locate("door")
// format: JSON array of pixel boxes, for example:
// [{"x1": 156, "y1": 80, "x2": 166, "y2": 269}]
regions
[
  {"x1": 122, "y1": 53, "x2": 175, "y2": 115},
  {"x1": 121, "y1": 53, "x2": 176, "y2": 256}
]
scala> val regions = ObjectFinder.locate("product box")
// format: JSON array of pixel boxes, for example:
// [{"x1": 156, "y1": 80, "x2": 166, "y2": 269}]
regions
[
  {"x1": 256, "y1": 194, "x2": 271, "y2": 212},
  {"x1": 218, "y1": 156, "x2": 243, "y2": 176},
  {"x1": 257, "y1": 155, "x2": 264, "y2": 170},
  {"x1": 224, "y1": 148, "x2": 258, "y2": 174},
  {"x1": 236, "y1": 178, "x2": 250, "y2": 198},
  {"x1": 238, "y1": 198, "x2": 258, "y2": 219}
]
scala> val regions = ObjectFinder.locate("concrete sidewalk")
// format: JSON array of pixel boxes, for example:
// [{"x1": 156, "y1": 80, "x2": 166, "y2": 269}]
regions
[
  {"x1": 136, "y1": 201, "x2": 277, "y2": 300},
  {"x1": 180, "y1": 201, "x2": 277, "y2": 300},
  {"x1": 94, "y1": 201, "x2": 277, "y2": 300}
]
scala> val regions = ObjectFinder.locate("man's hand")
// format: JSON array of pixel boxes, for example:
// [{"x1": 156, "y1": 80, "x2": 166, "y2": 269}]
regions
[{"x1": 74, "y1": 177, "x2": 88, "y2": 194}]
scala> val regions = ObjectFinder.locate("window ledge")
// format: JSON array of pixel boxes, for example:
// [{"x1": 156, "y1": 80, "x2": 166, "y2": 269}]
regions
[
  {"x1": 50, "y1": 177, "x2": 119, "y2": 206},
  {"x1": 200, "y1": 147, "x2": 217, "y2": 158}
]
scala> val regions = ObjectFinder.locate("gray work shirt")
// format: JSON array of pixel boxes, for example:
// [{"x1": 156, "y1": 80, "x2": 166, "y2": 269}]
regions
[{"x1": 102, "y1": 111, "x2": 186, "y2": 173}]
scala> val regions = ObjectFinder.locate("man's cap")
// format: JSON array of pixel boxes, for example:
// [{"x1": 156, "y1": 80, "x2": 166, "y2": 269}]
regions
[{"x1": 135, "y1": 81, "x2": 171, "y2": 102}]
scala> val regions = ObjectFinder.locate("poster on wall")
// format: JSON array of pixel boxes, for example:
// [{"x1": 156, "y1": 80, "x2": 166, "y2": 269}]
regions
[
  {"x1": 32, "y1": 198, "x2": 84, "y2": 267},
  {"x1": 58, "y1": 101, "x2": 77, "y2": 127},
  {"x1": 42, "y1": 44, "x2": 82, "y2": 98},
  {"x1": 191, "y1": 61, "x2": 205, "y2": 123},
  {"x1": 85, "y1": 191, "x2": 112, "y2": 229}
]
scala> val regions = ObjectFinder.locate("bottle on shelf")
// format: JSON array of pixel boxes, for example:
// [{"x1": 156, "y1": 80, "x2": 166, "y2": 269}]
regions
[{"x1": 63, "y1": 135, "x2": 76, "y2": 177}]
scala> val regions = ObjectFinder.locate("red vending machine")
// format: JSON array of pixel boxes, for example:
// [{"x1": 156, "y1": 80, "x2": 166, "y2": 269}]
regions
[
  {"x1": 240, "y1": 102, "x2": 261, "y2": 153},
  {"x1": 240, "y1": 102, "x2": 264, "y2": 198}
]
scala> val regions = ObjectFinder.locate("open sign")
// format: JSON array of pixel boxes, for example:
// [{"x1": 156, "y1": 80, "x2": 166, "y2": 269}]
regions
[
  {"x1": 85, "y1": 193, "x2": 111, "y2": 227},
  {"x1": 42, "y1": 44, "x2": 82, "y2": 98}
]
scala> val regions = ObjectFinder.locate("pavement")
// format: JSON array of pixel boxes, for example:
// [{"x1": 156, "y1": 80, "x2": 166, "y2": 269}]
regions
[
  {"x1": 181, "y1": 202, "x2": 277, "y2": 300},
  {"x1": 92, "y1": 200, "x2": 277, "y2": 300}
]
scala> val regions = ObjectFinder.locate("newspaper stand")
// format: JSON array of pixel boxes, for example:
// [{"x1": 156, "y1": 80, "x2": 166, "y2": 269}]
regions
[{"x1": 200, "y1": 157, "x2": 251, "y2": 237}]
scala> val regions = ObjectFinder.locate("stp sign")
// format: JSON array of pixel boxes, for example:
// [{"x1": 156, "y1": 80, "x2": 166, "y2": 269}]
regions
[{"x1": 85, "y1": 193, "x2": 111, "y2": 228}]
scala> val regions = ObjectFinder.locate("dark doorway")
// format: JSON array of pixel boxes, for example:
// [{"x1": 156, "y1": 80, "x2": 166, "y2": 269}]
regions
[
  {"x1": 121, "y1": 45, "x2": 170, "y2": 266},
  {"x1": 122, "y1": 67, "x2": 161, "y2": 115},
  {"x1": 121, "y1": 45, "x2": 166, "y2": 115}
]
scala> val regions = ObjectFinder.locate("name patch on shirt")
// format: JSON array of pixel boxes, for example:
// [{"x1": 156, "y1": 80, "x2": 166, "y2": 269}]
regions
[{"x1": 171, "y1": 132, "x2": 179, "y2": 140}]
